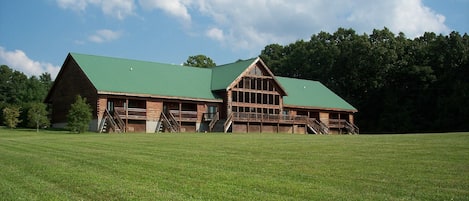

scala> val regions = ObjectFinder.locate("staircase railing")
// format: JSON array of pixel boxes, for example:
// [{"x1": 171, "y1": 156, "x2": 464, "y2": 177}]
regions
[
  {"x1": 208, "y1": 112, "x2": 219, "y2": 132},
  {"x1": 345, "y1": 121, "x2": 359, "y2": 134},
  {"x1": 98, "y1": 114, "x2": 108, "y2": 133},
  {"x1": 224, "y1": 112, "x2": 234, "y2": 133},
  {"x1": 100, "y1": 109, "x2": 122, "y2": 133},
  {"x1": 113, "y1": 110, "x2": 125, "y2": 132},
  {"x1": 168, "y1": 112, "x2": 180, "y2": 132},
  {"x1": 306, "y1": 118, "x2": 329, "y2": 134},
  {"x1": 316, "y1": 119, "x2": 329, "y2": 134},
  {"x1": 160, "y1": 112, "x2": 180, "y2": 132}
]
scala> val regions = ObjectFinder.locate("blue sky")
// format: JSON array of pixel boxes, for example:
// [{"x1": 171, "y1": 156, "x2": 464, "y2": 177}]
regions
[{"x1": 0, "y1": 0, "x2": 468, "y2": 79}]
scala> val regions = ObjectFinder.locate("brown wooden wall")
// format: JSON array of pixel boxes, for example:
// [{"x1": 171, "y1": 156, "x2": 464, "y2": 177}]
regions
[{"x1": 47, "y1": 58, "x2": 98, "y2": 124}]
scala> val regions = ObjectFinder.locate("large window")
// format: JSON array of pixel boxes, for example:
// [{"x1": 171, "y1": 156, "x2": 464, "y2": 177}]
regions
[
  {"x1": 235, "y1": 77, "x2": 279, "y2": 91},
  {"x1": 248, "y1": 66, "x2": 264, "y2": 76},
  {"x1": 231, "y1": 67, "x2": 282, "y2": 115}
]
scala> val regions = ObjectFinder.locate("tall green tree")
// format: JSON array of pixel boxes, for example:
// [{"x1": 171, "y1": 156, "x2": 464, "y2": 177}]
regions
[
  {"x1": 260, "y1": 27, "x2": 469, "y2": 133},
  {"x1": 3, "y1": 107, "x2": 21, "y2": 128},
  {"x1": 27, "y1": 102, "x2": 50, "y2": 132},
  {"x1": 183, "y1": 55, "x2": 216, "y2": 68},
  {"x1": 66, "y1": 95, "x2": 92, "y2": 133}
]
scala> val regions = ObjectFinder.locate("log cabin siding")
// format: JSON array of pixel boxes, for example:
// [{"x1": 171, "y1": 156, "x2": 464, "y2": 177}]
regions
[{"x1": 47, "y1": 58, "x2": 98, "y2": 125}]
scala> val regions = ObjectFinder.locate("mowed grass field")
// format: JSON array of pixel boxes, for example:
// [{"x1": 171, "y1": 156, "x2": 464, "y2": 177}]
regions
[{"x1": 0, "y1": 129, "x2": 468, "y2": 201}]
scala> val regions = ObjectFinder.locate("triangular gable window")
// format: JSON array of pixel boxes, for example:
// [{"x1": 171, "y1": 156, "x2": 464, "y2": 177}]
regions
[{"x1": 247, "y1": 65, "x2": 265, "y2": 76}]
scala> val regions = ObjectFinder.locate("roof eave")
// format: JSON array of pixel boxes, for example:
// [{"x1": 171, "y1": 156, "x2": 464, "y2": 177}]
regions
[
  {"x1": 283, "y1": 104, "x2": 358, "y2": 113},
  {"x1": 97, "y1": 91, "x2": 223, "y2": 103}
]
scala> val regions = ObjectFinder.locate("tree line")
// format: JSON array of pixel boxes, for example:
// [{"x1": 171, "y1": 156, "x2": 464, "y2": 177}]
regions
[
  {"x1": 0, "y1": 65, "x2": 92, "y2": 133},
  {"x1": 260, "y1": 28, "x2": 469, "y2": 133},
  {"x1": 0, "y1": 65, "x2": 52, "y2": 130}
]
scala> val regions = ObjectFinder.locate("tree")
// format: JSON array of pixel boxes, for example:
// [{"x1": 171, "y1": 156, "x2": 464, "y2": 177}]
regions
[
  {"x1": 183, "y1": 55, "x2": 216, "y2": 68},
  {"x1": 27, "y1": 103, "x2": 50, "y2": 132},
  {"x1": 3, "y1": 107, "x2": 21, "y2": 128},
  {"x1": 66, "y1": 95, "x2": 92, "y2": 133},
  {"x1": 259, "y1": 27, "x2": 469, "y2": 133}
]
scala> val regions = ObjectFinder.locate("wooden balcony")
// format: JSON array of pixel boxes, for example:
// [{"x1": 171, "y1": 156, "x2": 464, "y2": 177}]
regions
[
  {"x1": 170, "y1": 110, "x2": 198, "y2": 122},
  {"x1": 328, "y1": 119, "x2": 348, "y2": 128},
  {"x1": 114, "y1": 107, "x2": 147, "y2": 120},
  {"x1": 232, "y1": 112, "x2": 308, "y2": 124}
]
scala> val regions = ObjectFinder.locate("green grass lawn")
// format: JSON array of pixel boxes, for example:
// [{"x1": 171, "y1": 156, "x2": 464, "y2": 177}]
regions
[{"x1": 0, "y1": 129, "x2": 468, "y2": 201}]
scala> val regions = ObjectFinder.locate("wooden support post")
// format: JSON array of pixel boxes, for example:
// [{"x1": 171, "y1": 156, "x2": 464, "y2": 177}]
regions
[{"x1": 123, "y1": 99, "x2": 128, "y2": 132}]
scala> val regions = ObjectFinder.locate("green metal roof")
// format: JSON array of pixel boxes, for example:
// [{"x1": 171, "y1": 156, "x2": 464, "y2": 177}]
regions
[
  {"x1": 70, "y1": 53, "x2": 217, "y2": 100},
  {"x1": 277, "y1": 77, "x2": 357, "y2": 112},
  {"x1": 211, "y1": 58, "x2": 257, "y2": 91},
  {"x1": 68, "y1": 53, "x2": 356, "y2": 111}
]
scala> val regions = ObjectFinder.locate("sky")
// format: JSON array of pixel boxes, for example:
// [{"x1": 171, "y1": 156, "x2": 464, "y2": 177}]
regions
[{"x1": 0, "y1": 0, "x2": 468, "y2": 79}]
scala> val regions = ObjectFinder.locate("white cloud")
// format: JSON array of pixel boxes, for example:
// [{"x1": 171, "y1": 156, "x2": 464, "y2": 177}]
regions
[
  {"x1": 187, "y1": 0, "x2": 449, "y2": 50},
  {"x1": 0, "y1": 47, "x2": 60, "y2": 79},
  {"x1": 56, "y1": 0, "x2": 135, "y2": 20},
  {"x1": 56, "y1": 0, "x2": 89, "y2": 12},
  {"x1": 139, "y1": 0, "x2": 191, "y2": 22},
  {"x1": 56, "y1": 0, "x2": 450, "y2": 52},
  {"x1": 206, "y1": 27, "x2": 224, "y2": 41},
  {"x1": 391, "y1": 0, "x2": 449, "y2": 37},
  {"x1": 88, "y1": 29, "x2": 123, "y2": 43}
]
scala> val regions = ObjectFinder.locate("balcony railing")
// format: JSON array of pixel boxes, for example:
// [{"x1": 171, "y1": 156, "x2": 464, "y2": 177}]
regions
[
  {"x1": 232, "y1": 112, "x2": 308, "y2": 124},
  {"x1": 169, "y1": 110, "x2": 198, "y2": 122},
  {"x1": 114, "y1": 107, "x2": 147, "y2": 120}
]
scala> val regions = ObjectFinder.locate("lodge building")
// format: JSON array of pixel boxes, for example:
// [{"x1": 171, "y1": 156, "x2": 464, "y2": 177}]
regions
[{"x1": 45, "y1": 53, "x2": 358, "y2": 134}]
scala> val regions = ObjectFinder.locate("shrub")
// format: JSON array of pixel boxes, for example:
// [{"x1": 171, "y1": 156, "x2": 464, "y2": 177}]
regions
[
  {"x1": 66, "y1": 95, "x2": 92, "y2": 133},
  {"x1": 3, "y1": 106, "x2": 21, "y2": 128},
  {"x1": 27, "y1": 102, "x2": 50, "y2": 132}
]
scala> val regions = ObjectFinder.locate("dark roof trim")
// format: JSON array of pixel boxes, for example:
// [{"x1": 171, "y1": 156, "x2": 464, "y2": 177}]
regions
[
  {"x1": 98, "y1": 91, "x2": 223, "y2": 103},
  {"x1": 283, "y1": 104, "x2": 358, "y2": 113}
]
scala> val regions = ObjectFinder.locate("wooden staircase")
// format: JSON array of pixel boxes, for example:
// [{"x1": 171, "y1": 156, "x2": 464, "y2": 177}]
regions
[
  {"x1": 99, "y1": 109, "x2": 125, "y2": 133},
  {"x1": 306, "y1": 118, "x2": 329, "y2": 134},
  {"x1": 345, "y1": 121, "x2": 359, "y2": 134},
  {"x1": 157, "y1": 112, "x2": 180, "y2": 133},
  {"x1": 224, "y1": 113, "x2": 234, "y2": 133},
  {"x1": 208, "y1": 112, "x2": 219, "y2": 132}
]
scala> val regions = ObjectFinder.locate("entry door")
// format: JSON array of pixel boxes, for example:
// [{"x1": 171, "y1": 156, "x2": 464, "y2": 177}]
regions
[
  {"x1": 107, "y1": 100, "x2": 114, "y2": 112},
  {"x1": 207, "y1": 105, "x2": 218, "y2": 119}
]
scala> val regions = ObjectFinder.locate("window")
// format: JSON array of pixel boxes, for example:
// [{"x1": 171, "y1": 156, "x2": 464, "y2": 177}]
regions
[
  {"x1": 239, "y1": 92, "x2": 244, "y2": 103},
  {"x1": 182, "y1": 103, "x2": 196, "y2": 111},
  {"x1": 208, "y1": 105, "x2": 217, "y2": 114},
  {"x1": 256, "y1": 93, "x2": 262, "y2": 104},
  {"x1": 238, "y1": 80, "x2": 244, "y2": 88},
  {"x1": 232, "y1": 91, "x2": 238, "y2": 102},
  {"x1": 249, "y1": 66, "x2": 263, "y2": 76},
  {"x1": 269, "y1": 94, "x2": 274, "y2": 104},
  {"x1": 244, "y1": 78, "x2": 250, "y2": 89},
  {"x1": 251, "y1": 93, "x2": 256, "y2": 103},
  {"x1": 275, "y1": 95, "x2": 280, "y2": 105},
  {"x1": 251, "y1": 78, "x2": 256, "y2": 89}
]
